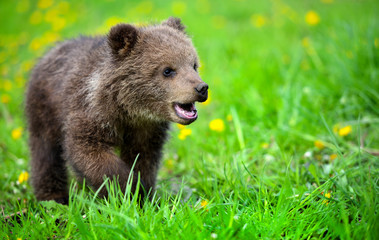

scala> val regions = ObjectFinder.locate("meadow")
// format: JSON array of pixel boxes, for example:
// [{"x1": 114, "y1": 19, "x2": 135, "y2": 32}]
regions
[{"x1": 0, "y1": 0, "x2": 378, "y2": 239}]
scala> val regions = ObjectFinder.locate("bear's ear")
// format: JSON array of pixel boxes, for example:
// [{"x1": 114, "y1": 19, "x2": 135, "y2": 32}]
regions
[
  {"x1": 162, "y1": 17, "x2": 186, "y2": 32},
  {"x1": 108, "y1": 24, "x2": 139, "y2": 56}
]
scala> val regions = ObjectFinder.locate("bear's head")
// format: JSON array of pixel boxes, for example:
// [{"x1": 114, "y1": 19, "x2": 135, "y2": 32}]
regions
[{"x1": 106, "y1": 17, "x2": 208, "y2": 125}]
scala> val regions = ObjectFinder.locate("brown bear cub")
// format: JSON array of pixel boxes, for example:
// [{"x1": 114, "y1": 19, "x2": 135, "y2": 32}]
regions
[{"x1": 25, "y1": 17, "x2": 208, "y2": 204}]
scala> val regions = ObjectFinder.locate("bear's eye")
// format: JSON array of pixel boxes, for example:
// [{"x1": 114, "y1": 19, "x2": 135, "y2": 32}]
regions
[
  {"x1": 193, "y1": 63, "x2": 198, "y2": 71},
  {"x1": 163, "y1": 67, "x2": 175, "y2": 77}
]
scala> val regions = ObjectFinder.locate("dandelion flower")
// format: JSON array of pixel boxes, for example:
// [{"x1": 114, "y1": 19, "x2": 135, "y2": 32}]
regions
[
  {"x1": 321, "y1": 0, "x2": 334, "y2": 3},
  {"x1": 178, "y1": 128, "x2": 192, "y2": 140},
  {"x1": 18, "y1": 171, "x2": 29, "y2": 184},
  {"x1": 375, "y1": 38, "x2": 379, "y2": 48},
  {"x1": 209, "y1": 119, "x2": 225, "y2": 132},
  {"x1": 338, "y1": 125, "x2": 352, "y2": 136},
  {"x1": 29, "y1": 38, "x2": 43, "y2": 51},
  {"x1": 314, "y1": 140, "x2": 325, "y2": 150},
  {"x1": 177, "y1": 124, "x2": 186, "y2": 130},
  {"x1": 52, "y1": 17, "x2": 66, "y2": 31},
  {"x1": 305, "y1": 11, "x2": 320, "y2": 26},
  {"x1": 251, "y1": 14, "x2": 267, "y2": 28},
  {"x1": 30, "y1": 11, "x2": 43, "y2": 25},
  {"x1": 165, "y1": 159, "x2": 174, "y2": 170},
  {"x1": 201, "y1": 199, "x2": 209, "y2": 208},
  {"x1": 261, "y1": 142, "x2": 269, "y2": 149},
  {"x1": 1, "y1": 94, "x2": 10, "y2": 104},
  {"x1": 330, "y1": 153, "x2": 338, "y2": 161},
  {"x1": 3, "y1": 80, "x2": 12, "y2": 91},
  {"x1": 12, "y1": 127, "x2": 23, "y2": 140},
  {"x1": 38, "y1": 0, "x2": 53, "y2": 9},
  {"x1": 226, "y1": 114, "x2": 233, "y2": 122},
  {"x1": 322, "y1": 192, "x2": 331, "y2": 205}
]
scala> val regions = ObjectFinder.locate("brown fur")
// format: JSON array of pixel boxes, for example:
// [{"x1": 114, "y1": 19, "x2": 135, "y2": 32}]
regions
[{"x1": 25, "y1": 17, "x2": 208, "y2": 204}]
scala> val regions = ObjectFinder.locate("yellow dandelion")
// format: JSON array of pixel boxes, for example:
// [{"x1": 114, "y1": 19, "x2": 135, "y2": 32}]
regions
[
  {"x1": 165, "y1": 159, "x2": 174, "y2": 170},
  {"x1": 177, "y1": 124, "x2": 186, "y2": 130},
  {"x1": 250, "y1": 14, "x2": 267, "y2": 28},
  {"x1": 178, "y1": 128, "x2": 192, "y2": 140},
  {"x1": 30, "y1": 11, "x2": 43, "y2": 25},
  {"x1": 321, "y1": 0, "x2": 334, "y2": 3},
  {"x1": 330, "y1": 153, "x2": 338, "y2": 161},
  {"x1": 3, "y1": 80, "x2": 13, "y2": 91},
  {"x1": 38, "y1": 0, "x2": 53, "y2": 9},
  {"x1": 172, "y1": 1, "x2": 187, "y2": 16},
  {"x1": 226, "y1": 114, "x2": 233, "y2": 122},
  {"x1": 211, "y1": 15, "x2": 226, "y2": 29},
  {"x1": 15, "y1": 76, "x2": 25, "y2": 88},
  {"x1": 18, "y1": 171, "x2": 29, "y2": 184},
  {"x1": 305, "y1": 11, "x2": 320, "y2": 26},
  {"x1": 1, "y1": 94, "x2": 11, "y2": 104},
  {"x1": 261, "y1": 142, "x2": 269, "y2": 149},
  {"x1": 200, "y1": 199, "x2": 209, "y2": 208},
  {"x1": 52, "y1": 17, "x2": 66, "y2": 31},
  {"x1": 0, "y1": 65, "x2": 9, "y2": 76},
  {"x1": 43, "y1": 32, "x2": 60, "y2": 44},
  {"x1": 12, "y1": 127, "x2": 23, "y2": 140},
  {"x1": 322, "y1": 192, "x2": 331, "y2": 205},
  {"x1": 44, "y1": 8, "x2": 59, "y2": 23},
  {"x1": 209, "y1": 119, "x2": 225, "y2": 132},
  {"x1": 22, "y1": 60, "x2": 34, "y2": 72},
  {"x1": 338, "y1": 125, "x2": 352, "y2": 137},
  {"x1": 29, "y1": 38, "x2": 43, "y2": 51},
  {"x1": 314, "y1": 140, "x2": 325, "y2": 150},
  {"x1": 375, "y1": 38, "x2": 379, "y2": 48}
]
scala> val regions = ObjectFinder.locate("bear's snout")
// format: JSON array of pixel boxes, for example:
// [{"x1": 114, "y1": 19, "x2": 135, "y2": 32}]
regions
[{"x1": 195, "y1": 82, "x2": 208, "y2": 102}]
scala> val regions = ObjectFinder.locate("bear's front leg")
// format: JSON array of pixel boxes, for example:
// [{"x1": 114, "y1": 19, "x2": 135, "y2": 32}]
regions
[
  {"x1": 63, "y1": 116, "x2": 140, "y2": 198},
  {"x1": 120, "y1": 123, "x2": 169, "y2": 198}
]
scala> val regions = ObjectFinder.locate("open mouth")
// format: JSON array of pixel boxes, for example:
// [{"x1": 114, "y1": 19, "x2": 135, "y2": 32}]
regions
[{"x1": 173, "y1": 102, "x2": 198, "y2": 120}]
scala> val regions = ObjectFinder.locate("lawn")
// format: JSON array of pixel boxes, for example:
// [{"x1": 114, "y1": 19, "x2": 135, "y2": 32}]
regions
[{"x1": 0, "y1": 0, "x2": 378, "y2": 239}]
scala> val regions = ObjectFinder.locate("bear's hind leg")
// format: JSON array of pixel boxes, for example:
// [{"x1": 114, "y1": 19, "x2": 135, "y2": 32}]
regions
[{"x1": 30, "y1": 135, "x2": 69, "y2": 204}]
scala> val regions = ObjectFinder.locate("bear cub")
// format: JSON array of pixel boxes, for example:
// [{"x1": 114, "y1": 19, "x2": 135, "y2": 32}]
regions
[{"x1": 25, "y1": 17, "x2": 208, "y2": 204}]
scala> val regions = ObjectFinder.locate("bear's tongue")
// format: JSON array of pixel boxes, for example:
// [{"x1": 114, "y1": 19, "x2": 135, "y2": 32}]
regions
[{"x1": 174, "y1": 103, "x2": 198, "y2": 120}]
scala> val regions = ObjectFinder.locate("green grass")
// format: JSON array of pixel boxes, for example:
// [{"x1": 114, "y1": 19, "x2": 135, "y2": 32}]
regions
[{"x1": 1, "y1": 0, "x2": 378, "y2": 239}]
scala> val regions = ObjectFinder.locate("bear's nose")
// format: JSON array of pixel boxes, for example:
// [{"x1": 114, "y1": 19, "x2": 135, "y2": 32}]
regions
[{"x1": 195, "y1": 82, "x2": 208, "y2": 97}]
